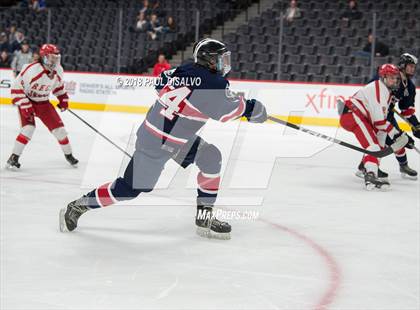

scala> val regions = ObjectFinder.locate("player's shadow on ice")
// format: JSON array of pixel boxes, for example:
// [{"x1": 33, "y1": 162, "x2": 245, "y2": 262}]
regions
[
  {"x1": 68, "y1": 228, "x2": 190, "y2": 256},
  {"x1": 80, "y1": 225, "x2": 176, "y2": 235},
  {"x1": 73, "y1": 224, "x2": 193, "y2": 244}
]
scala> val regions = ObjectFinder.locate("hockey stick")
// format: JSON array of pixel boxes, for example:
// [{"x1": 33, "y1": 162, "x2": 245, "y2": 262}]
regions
[
  {"x1": 393, "y1": 109, "x2": 420, "y2": 154},
  {"x1": 67, "y1": 109, "x2": 132, "y2": 158},
  {"x1": 267, "y1": 115, "x2": 407, "y2": 158}
]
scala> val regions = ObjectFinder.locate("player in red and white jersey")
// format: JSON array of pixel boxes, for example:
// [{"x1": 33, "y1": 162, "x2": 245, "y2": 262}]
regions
[
  {"x1": 5, "y1": 44, "x2": 78, "y2": 170},
  {"x1": 340, "y1": 64, "x2": 413, "y2": 190}
]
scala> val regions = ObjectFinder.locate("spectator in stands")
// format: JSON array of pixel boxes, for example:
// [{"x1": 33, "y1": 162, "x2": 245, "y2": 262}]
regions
[
  {"x1": 10, "y1": 29, "x2": 25, "y2": 53},
  {"x1": 0, "y1": 32, "x2": 10, "y2": 53},
  {"x1": 7, "y1": 24, "x2": 17, "y2": 44},
  {"x1": 152, "y1": 54, "x2": 170, "y2": 76},
  {"x1": 0, "y1": 50, "x2": 11, "y2": 68},
  {"x1": 284, "y1": 0, "x2": 301, "y2": 24},
  {"x1": 11, "y1": 40, "x2": 32, "y2": 77},
  {"x1": 151, "y1": 0, "x2": 160, "y2": 15},
  {"x1": 140, "y1": 0, "x2": 151, "y2": 17},
  {"x1": 32, "y1": 51, "x2": 40, "y2": 62},
  {"x1": 341, "y1": 0, "x2": 362, "y2": 22},
  {"x1": 362, "y1": 33, "x2": 389, "y2": 57},
  {"x1": 135, "y1": 11, "x2": 149, "y2": 32},
  {"x1": 148, "y1": 14, "x2": 162, "y2": 40},
  {"x1": 162, "y1": 16, "x2": 176, "y2": 33},
  {"x1": 31, "y1": 0, "x2": 46, "y2": 12}
]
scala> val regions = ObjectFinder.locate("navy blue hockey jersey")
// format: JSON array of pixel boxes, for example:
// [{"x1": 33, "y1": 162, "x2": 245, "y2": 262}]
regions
[
  {"x1": 393, "y1": 77, "x2": 418, "y2": 126},
  {"x1": 137, "y1": 63, "x2": 245, "y2": 149}
]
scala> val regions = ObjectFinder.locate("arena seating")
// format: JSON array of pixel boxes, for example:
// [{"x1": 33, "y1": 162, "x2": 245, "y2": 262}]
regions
[
  {"x1": 0, "y1": 0, "x2": 248, "y2": 73},
  {"x1": 225, "y1": 0, "x2": 420, "y2": 83},
  {"x1": 1, "y1": 0, "x2": 419, "y2": 83}
]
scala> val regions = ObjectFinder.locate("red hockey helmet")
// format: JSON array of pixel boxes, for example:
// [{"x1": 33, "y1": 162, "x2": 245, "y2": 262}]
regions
[
  {"x1": 378, "y1": 64, "x2": 399, "y2": 78},
  {"x1": 39, "y1": 44, "x2": 61, "y2": 70},
  {"x1": 39, "y1": 44, "x2": 60, "y2": 57},
  {"x1": 378, "y1": 64, "x2": 400, "y2": 91}
]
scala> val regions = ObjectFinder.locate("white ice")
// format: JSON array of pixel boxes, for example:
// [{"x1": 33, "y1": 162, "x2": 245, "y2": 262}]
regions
[{"x1": 1, "y1": 105, "x2": 419, "y2": 310}]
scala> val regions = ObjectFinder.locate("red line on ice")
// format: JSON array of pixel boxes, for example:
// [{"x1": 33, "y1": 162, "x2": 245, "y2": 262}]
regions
[{"x1": 260, "y1": 219, "x2": 341, "y2": 310}]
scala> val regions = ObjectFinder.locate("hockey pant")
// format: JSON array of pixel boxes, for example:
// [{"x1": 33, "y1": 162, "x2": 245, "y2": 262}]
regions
[
  {"x1": 12, "y1": 102, "x2": 72, "y2": 156},
  {"x1": 86, "y1": 136, "x2": 222, "y2": 208},
  {"x1": 340, "y1": 111, "x2": 383, "y2": 174}
]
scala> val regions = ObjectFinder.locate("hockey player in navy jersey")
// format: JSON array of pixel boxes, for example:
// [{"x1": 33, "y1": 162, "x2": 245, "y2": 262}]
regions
[
  {"x1": 357, "y1": 53, "x2": 418, "y2": 180},
  {"x1": 59, "y1": 38, "x2": 267, "y2": 239},
  {"x1": 388, "y1": 53, "x2": 419, "y2": 179}
]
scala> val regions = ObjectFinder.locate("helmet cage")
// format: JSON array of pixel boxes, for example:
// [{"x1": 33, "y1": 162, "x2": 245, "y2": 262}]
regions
[{"x1": 42, "y1": 53, "x2": 61, "y2": 71}]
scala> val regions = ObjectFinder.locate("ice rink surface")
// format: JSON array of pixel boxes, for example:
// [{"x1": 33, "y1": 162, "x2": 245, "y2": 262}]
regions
[{"x1": 1, "y1": 105, "x2": 419, "y2": 310}]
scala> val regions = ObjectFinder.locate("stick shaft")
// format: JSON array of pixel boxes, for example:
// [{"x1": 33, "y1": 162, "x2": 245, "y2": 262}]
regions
[
  {"x1": 267, "y1": 115, "x2": 393, "y2": 157},
  {"x1": 68, "y1": 109, "x2": 132, "y2": 158}
]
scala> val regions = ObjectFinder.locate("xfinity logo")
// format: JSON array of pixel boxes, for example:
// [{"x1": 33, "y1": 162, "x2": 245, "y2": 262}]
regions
[{"x1": 305, "y1": 88, "x2": 348, "y2": 114}]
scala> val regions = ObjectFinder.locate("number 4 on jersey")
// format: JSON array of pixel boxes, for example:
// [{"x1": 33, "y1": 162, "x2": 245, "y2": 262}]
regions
[{"x1": 159, "y1": 86, "x2": 191, "y2": 120}]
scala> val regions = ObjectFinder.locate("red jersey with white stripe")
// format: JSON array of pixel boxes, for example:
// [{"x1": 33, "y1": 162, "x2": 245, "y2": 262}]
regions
[
  {"x1": 138, "y1": 62, "x2": 246, "y2": 148},
  {"x1": 11, "y1": 62, "x2": 68, "y2": 107},
  {"x1": 348, "y1": 79, "x2": 398, "y2": 137}
]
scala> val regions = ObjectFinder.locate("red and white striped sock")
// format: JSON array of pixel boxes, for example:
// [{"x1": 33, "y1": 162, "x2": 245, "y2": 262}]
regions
[
  {"x1": 197, "y1": 171, "x2": 220, "y2": 205},
  {"x1": 58, "y1": 136, "x2": 72, "y2": 155},
  {"x1": 52, "y1": 127, "x2": 72, "y2": 155},
  {"x1": 94, "y1": 182, "x2": 117, "y2": 208},
  {"x1": 12, "y1": 134, "x2": 30, "y2": 156},
  {"x1": 12, "y1": 125, "x2": 35, "y2": 156}
]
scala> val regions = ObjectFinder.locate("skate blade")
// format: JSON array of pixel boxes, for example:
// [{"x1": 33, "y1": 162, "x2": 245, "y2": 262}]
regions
[
  {"x1": 365, "y1": 183, "x2": 391, "y2": 191},
  {"x1": 355, "y1": 170, "x2": 364, "y2": 179},
  {"x1": 365, "y1": 183, "x2": 376, "y2": 191},
  {"x1": 59, "y1": 208, "x2": 69, "y2": 232},
  {"x1": 68, "y1": 163, "x2": 78, "y2": 168},
  {"x1": 196, "y1": 227, "x2": 231, "y2": 240},
  {"x1": 401, "y1": 173, "x2": 418, "y2": 180},
  {"x1": 5, "y1": 164, "x2": 20, "y2": 171},
  {"x1": 376, "y1": 183, "x2": 391, "y2": 191}
]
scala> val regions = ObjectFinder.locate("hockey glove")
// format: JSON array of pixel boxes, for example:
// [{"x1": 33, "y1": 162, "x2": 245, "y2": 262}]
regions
[
  {"x1": 243, "y1": 99, "x2": 267, "y2": 123},
  {"x1": 412, "y1": 124, "x2": 420, "y2": 139},
  {"x1": 19, "y1": 103, "x2": 35, "y2": 121},
  {"x1": 57, "y1": 94, "x2": 69, "y2": 111}
]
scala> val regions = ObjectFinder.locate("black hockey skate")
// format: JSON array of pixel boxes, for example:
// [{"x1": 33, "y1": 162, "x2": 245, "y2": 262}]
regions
[
  {"x1": 65, "y1": 153, "x2": 79, "y2": 167},
  {"x1": 364, "y1": 171, "x2": 390, "y2": 191},
  {"x1": 5, "y1": 154, "x2": 21, "y2": 170},
  {"x1": 356, "y1": 162, "x2": 388, "y2": 181},
  {"x1": 195, "y1": 205, "x2": 231, "y2": 240},
  {"x1": 59, "y1": 196, "x2": 90, "y2": 232},
  {"x1": 400, "y1": 164, "x2": 418, "y2": 180}
]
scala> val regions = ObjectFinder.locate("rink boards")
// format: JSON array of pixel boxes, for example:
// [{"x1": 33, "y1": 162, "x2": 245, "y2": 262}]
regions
[{"x1": 1, "y1": 68, "x2": 418, "y2": 130}]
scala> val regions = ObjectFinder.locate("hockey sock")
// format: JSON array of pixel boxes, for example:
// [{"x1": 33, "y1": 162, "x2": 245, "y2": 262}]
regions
[
  {"x1": 395, "y1": 148, "x2": 408, "y2": 166},
  {"x1": 362, "y1": 155, "x2": 379, "y2": 174},
  {"x1": 85, "y1": 177, "x2": 142, "y2": 208},
  {"x1": 51, "y1": 127, "x2": 72, "y2": 155},
  {"x1": 197, "y1": 172, "x2": 220, "y2": 206},
  {"x1": 12, "y1": 125, "x2": 35, "y2": 156},
  {"x1": 85, "y1": 182, "x2": 118, "y2": 209}
]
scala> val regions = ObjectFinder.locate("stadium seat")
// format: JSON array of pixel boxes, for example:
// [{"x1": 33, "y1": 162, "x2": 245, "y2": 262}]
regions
[{"x1": 6, "y1": 0, "x2": 416, "y2": 81}]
